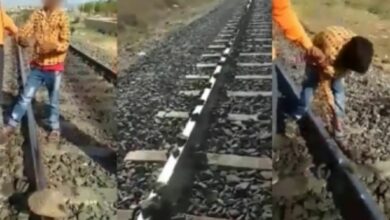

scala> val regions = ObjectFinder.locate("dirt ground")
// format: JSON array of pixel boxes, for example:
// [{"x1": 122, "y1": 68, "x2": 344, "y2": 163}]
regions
[
  {"x1": 118, "y1": 0, "x2": 222, "y2": 57},
  {"x1": 292, "y1": 0, "x2": 390, "y2": 71}
]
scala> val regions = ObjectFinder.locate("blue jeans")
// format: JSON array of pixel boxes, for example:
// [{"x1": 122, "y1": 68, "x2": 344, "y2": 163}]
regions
[
  {"x1": 8, "y1": 69, "x2": 62, "y2": 130},
  {"x1": 294, "y1": 64, "x2": 345, "y2": 118}
]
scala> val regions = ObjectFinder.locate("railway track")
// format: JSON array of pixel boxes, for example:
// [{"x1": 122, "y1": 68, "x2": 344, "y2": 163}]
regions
[
  {"x1": 273, "y1": 28, "x2": 390, "y2": 219},
  {"x1": 69, "y1": 44, "x2": 117, "y2": 84},
  {"x1": 0, "y1": 40, "x2": 116, "y2": 219},
  {"x1": 117, "y1": 0, "x2": 272, "y2": 219}
]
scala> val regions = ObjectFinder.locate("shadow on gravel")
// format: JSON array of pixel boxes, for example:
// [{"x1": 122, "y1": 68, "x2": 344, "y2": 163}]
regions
[
  {"x1": 8, "y1": 191, "x2": 30, "y2": 216},
  {"x1": 64, "y1": 55, "x2": 115, "y2": 138},
  {"x1": 1, "y1": 178, "x2": 31, "y2": 217},
  {"x1": 2, "y1": 92, "x2": 116, "y2": 175},
  {"x1": 57, "y1": 118, "x2": 116, "y2": 174}
]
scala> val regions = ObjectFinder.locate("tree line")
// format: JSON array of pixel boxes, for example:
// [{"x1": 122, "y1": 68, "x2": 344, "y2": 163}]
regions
[{"x1": 79, "y1": 0, "x2": 116, "y2": 15}]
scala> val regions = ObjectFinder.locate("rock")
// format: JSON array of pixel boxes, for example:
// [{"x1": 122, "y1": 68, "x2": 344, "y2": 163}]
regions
[
  {"x1": 228, "y1": 209, "x2": 240, "y2": 218},
  {"x1": 28, "y1": 189, "x2": 68, "y2": 218},
  {"x1": 273, "y1": 175, "x2": 309, "y2": 198},
  {"x1": 226, "y1": 174, "x2": 240, "y2": 184}
]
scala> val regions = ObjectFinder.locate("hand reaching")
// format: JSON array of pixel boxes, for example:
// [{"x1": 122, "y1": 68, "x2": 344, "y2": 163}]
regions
[
  {"x1": 18, "y1": 37, "x2": 29, "y2": 48},
  {"x1": 305, "y1": 46, "x2": 328, "y2": 68}
]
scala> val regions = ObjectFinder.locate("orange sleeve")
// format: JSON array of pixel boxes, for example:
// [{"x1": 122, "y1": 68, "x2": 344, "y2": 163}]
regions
[
  {"x1": 2, "y1": 12, "x2": 17, "y2": 35},
  {"x1": 272, "y1": 0, "x2": 313, "y2": 50}
]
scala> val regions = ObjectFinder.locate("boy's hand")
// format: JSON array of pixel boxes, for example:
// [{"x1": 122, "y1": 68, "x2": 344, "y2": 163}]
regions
[
  {"x1": 317, "y1": 57, "x2": 331, "y2": 69},
  {"x1": 40, "y1": 42, "x2": 58, "y2": 54},
  {"x1": 306, "y1": 46, "x2": 326, "y2": 64},
  {"x1": 18, "y1": 37, "x2": 30, "y2": 48}
]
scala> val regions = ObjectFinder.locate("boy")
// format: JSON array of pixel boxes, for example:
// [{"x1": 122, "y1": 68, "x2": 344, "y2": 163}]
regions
[
  {"x1": 0, "y1": 0, "x2": 70, "y2": 144},
  {"x1": 292, "y1": 26, "x2": 374, "y2": 138}
]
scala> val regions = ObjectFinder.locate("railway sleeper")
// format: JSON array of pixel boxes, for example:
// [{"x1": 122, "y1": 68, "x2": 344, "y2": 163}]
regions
[
  {"x1": 185, "y1": 74, "x2": 272, "y2": 80},
  {"x1": 178, "y1": 90, "x2": 272, "y2": 97},
  {"x1": 124, "y1": 150, "x2": 271, "y2": 171},
  {"x1": 156, "y1": 111, "x2": 270, "y2": 123}
]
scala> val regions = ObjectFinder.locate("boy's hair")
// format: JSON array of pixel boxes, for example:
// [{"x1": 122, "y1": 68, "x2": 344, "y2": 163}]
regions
[{"x1": 335, "y1": 36, "x2": 374, "y2": 74}]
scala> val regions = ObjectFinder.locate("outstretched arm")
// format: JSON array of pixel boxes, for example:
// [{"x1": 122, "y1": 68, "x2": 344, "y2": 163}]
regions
[
  {"x1": 2, "y1": 11, "x2": 18, "y2": 36},
  {"x1": 272, "y1": 0, "x2": 313, "y2": 50}
]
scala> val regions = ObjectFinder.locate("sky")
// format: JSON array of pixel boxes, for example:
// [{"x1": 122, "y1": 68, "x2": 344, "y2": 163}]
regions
[{"x1": 3, "y1": 0, "x2": 94, "y2": 7}]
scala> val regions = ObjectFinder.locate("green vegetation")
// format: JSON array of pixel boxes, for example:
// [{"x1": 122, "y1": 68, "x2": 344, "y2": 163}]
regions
[
  {"x1": 79, "y1": 0, "x2": 116, "y2": 15},
  {"x1": 13, "y1": 9, "x2": 33, "y2": 24},
  {"x1": 294, "y1": 0, "x2": 390, "y2": 19},
  {"x1": 118, "y1": 0, "x2": 212, "y2": 29},
  {"x1": 344, "y1": 0, "x2": 390, "y2": 19}
]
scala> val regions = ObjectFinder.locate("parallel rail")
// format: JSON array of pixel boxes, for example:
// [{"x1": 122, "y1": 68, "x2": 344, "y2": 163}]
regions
[
  {"x1": 274, "y1": 61, "x2": 387, "y2": 220},
  {"x1": 69, "y1": 44, "x2": 117, "y2": 84}
]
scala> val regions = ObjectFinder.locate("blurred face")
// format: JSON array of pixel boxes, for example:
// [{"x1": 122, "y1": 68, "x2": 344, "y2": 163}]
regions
[{"x1": 42, "y1": 0, "x2": 61, "y2": 8}]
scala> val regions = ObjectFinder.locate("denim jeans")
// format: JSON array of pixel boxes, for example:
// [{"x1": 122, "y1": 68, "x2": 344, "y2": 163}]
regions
[
  {"x1": 8, "y1": 68, "x2": 62, "y2": 130},
  {"x1": 294, "y1": 64, "x2": 345, "y2": 118}
]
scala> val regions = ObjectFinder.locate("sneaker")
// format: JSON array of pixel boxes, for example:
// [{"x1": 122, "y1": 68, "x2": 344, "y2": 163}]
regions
[
  {"x1": 0, "y1": 126, "x2": 15, "y2": 145},
  {"x1": 47, "y1": 129, "x2": 60, "y2": 143}
]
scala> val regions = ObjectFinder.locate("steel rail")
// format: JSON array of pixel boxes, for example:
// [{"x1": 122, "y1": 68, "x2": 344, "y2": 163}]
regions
[
  {"x1": 132, "y1": 1, "x2": 255, "y2": 220},
  {"x1": 69, "y1": 44, "x2": 117, "y2": 85},
  {"x1": 274, "y1": 60, "x2": 386, "y2": 220},
  {"x1": 15, "y1": 44, "x2": 51, "y2": 220}
]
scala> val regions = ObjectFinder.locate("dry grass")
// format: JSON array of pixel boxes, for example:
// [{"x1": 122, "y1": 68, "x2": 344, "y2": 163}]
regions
[
  {"x1": 71, "y1": 27, "x2": 117, "y2": 57},
  {"x1": 292, "y1": 0, "x2": 390, "y2": 69},
  {"x1": 344, "y1": 0, "x2": 390, "y2": 19},
  {"x1": 118, "y1": 0, "x2": 212, "y2": 28},
  {"x1": 118, "y1": 0, "x2": 221, "y2": 51},
  {"x1": 69, "y1": 12, "x2": 117, "y2": 57}
]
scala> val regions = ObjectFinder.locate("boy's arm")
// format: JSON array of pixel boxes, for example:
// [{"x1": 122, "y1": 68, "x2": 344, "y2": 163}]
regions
[
  {"x1": 323, "y1": 66, "x2": 336, "y2": 79},
  {"x1": 320, "y1": 38, "x2": 339, "y2": 79},
  {"x1": 272, "y1": 0, "x2": 313, "y2": 50},
  {"x1": 55, "y1": 13, "x2": 70, "y2": 52},
  {"x1": 2, "y1": 11, "x2": 18, "y2": 35}
]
